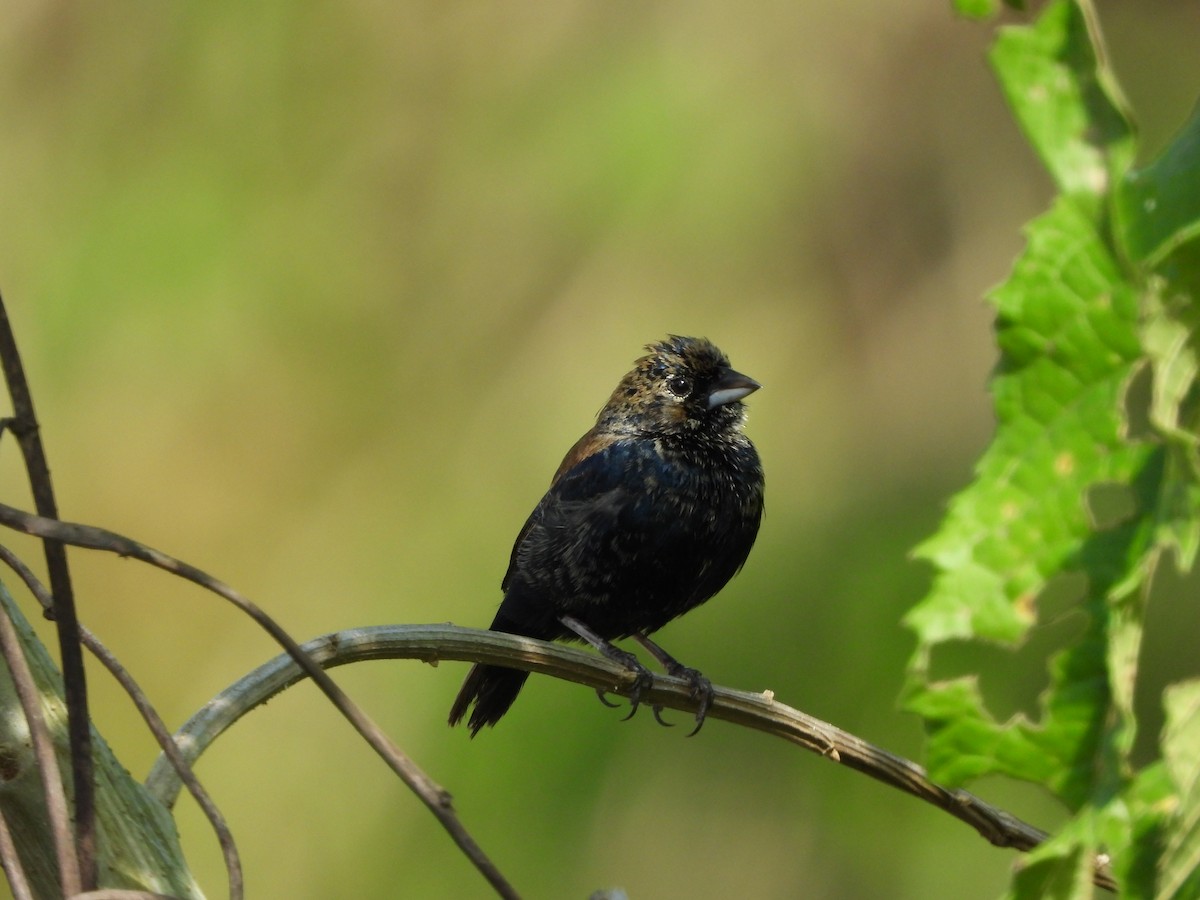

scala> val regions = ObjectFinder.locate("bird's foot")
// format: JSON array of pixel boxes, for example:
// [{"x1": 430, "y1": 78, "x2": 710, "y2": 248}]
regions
[
  {"x1": 667, "y1": 665, "x2": 714, "y2": 737},
  {"x1": 631, "y1": 633, "x2": 714, "y2": 736},
  {"x1": 592, "y1": 653, "x2": 655, "y2": 720},
  {"x1": 603, "y1": 646, "x2": 655, "y2": 721},
  {"x1": 560, "y1": 615, "x2": 656, "y2": 720}
]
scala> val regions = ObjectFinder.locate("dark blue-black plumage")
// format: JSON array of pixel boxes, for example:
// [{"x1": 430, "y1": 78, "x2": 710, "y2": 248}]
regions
[{"x1": 449, "y1": 336, "x2": 764, "y2": 735}]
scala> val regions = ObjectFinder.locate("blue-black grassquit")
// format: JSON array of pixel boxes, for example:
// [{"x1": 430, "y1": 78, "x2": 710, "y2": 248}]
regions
[{"x1": 449, "y1": 335, "x2": 764, "y2": 736}]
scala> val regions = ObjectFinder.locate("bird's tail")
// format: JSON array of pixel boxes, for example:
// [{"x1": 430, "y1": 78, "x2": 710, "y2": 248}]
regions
[
  {"x1": 448, "y1": 607, "x2": 545, "y2": 736},
  {"x1": 448, "y1": 663, "x2": 530, "y2": 736}
]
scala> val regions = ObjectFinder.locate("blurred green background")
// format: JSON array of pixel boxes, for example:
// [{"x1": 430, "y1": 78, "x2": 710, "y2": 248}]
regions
[{"x1": 0, "y1": 2, "x2": 1196, "y2": 898}]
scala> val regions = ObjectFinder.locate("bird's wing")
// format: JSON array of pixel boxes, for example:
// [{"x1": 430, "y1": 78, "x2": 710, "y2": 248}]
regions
[{"x1": 501, "y1": 433, "x2": 628, "y2": 592}]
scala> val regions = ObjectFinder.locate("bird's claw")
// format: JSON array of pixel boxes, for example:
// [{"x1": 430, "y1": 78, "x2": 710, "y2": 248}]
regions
[
  {"x1": 614, "y1": 656, "x2": 655, "y2": 722},
  {"x1": 671, "y1": 666, "x2": 713, "y2": 737},
  {"x1": 593, "y1": 660, "x2": 656, "y2": 721},
  {"x1": 600, "y1": 655, "x2": 712, "y2": 734}
]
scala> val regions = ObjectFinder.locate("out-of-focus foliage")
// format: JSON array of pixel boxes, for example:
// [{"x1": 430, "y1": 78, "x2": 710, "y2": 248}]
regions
[
  {"x1": 0, "y1": 1, "x2": 1195, "y2": 898},
  {"x1": 906, "y1": 1, "x2": 1200, "y2": 897}
]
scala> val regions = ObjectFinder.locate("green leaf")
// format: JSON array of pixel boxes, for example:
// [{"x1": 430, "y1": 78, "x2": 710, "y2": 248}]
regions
[
  {"x1": 914, "y1": 2, "x2": 1200, "y2": 896},
  {"x1": 1007, "y1": 841, "x2": 1094, "y2": 900},
  {"x1": 1157, "y1": 680, "x2": 1200, "y2": 900},
  {"x1": 1117, "y1": 102, "x2": 1200, "y2": 268},
  {"x1": 1008, "y1": 804, "x2": 1127, "y2": 900},
  {"x1": 1140, "y1": 284, "x2": 1200, "y2": 569},
  {"x1": 1115, "y1": 762, "x2": 1176, "y2": 897},
  {"x1": 989, "y1": 0, "x2": 1134, "y2": 215},
  {"x1": 905, "y1": 196, "x2": 1150, "y2": 805}
]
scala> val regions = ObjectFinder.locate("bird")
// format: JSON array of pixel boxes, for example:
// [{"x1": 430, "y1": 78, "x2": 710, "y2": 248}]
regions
[{"x1": 448, "y1": 335, "x2": 764, "y2": 737}]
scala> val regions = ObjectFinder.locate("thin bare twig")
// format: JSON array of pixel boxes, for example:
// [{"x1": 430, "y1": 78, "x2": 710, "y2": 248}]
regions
[
  {"x1": 0, "y1": 503, "x2": 519, "y2": 900},
  {"x1": 0, "y1": 559, "x2": 81, "y2": 896},
  {"x1": 0, "y1": 544, "x2": 243, "y2": 900},
  {"x1": 0, "y1": 810, "x2": 35, "y2": 900},
  {"x1": 0, "y1": 294, "x2": 97, "y2": 888},
  {"x1": 148, "y1": 624, "x2": 1116, "y2": 894}
]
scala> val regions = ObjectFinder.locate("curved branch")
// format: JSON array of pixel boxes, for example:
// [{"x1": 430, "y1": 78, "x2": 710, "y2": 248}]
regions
[{"x1": 145, "y1": 624, "x2": 1115, "y2": 892}]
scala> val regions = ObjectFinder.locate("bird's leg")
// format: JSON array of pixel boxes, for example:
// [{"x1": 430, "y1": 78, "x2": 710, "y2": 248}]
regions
[
  {"x1": 631, "y1": 634, "x2": 714, "y2": 736},
  {"x1": 559, "y1": 615, "x2": 655, "y2": 719}
]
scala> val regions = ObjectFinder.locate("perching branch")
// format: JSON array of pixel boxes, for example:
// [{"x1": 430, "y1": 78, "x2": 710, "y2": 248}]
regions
[{"x1": 145, "y1": 623, "x2": 1116, "y2": 893}]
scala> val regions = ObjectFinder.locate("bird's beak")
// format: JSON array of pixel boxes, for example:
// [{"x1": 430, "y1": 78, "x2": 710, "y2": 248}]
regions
[{"x1": 707, "y1": 367, "x2": 761, "y2": 409}]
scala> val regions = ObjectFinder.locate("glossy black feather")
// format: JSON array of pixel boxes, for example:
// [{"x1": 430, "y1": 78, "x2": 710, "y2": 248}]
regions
[{"x1": 449, "y1": 336, "x2": 764, "y2": 735}]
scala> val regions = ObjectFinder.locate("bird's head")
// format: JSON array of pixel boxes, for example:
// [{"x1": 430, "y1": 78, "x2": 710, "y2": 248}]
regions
[{"x1": 598, "y1": 335, "x2": 760, "y2": 437}]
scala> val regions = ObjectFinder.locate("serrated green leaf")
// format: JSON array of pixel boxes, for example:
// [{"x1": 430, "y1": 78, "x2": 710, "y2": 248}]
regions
[
  {"x1": 905, "y1": 197, "x2": 1151, "y2": 805},
  {"x1": 907, "y1": 198, "x2": 1144, "y2": 649},
  {"x1": 901, "y1": 562, "x2": 1018, "y2": 646},
  {"x1": 915, "y1": 3, "x2": 1200, "y2": 896},
  {"x1": 989, "y1": 0, "x2": 1134, "y2": 215},
  {"x1": 1156, "y1": 680, "x2": 1200, "y2": 900},
  {"x1": 1117, "y1": 102, "x2": 1200, "y2": 268}
]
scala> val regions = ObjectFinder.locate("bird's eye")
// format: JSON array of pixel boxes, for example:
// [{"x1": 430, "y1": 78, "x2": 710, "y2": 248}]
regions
[{"x1": 666, "y1": 375, "x2": 693, "y2": 398}]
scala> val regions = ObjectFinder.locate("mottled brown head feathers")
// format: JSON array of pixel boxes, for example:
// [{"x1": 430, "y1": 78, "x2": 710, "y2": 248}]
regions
[{"x1": 596, "y1": 335, "x2": 760, "y2": 437}]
